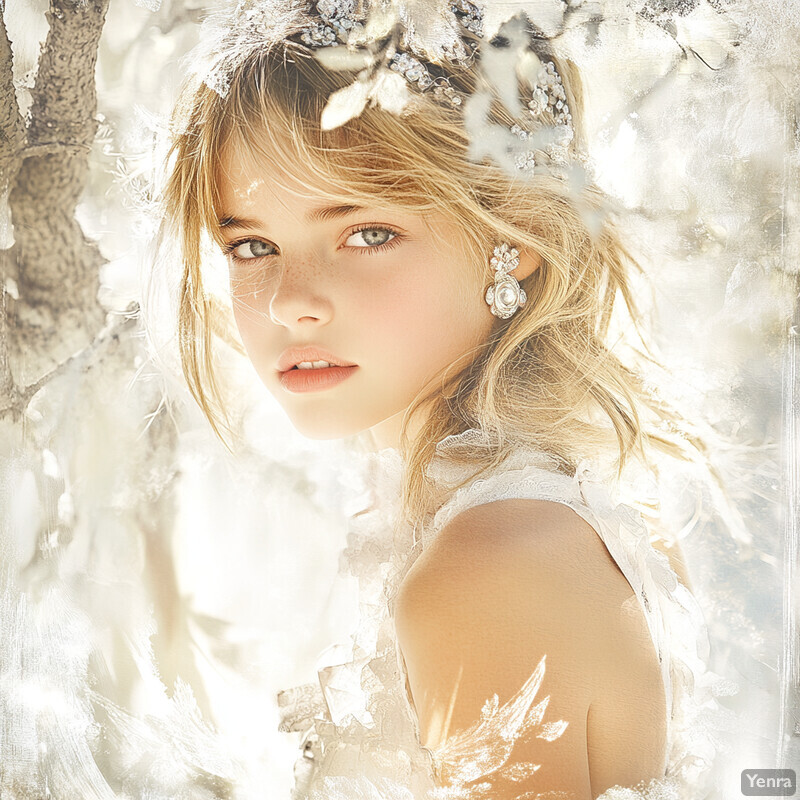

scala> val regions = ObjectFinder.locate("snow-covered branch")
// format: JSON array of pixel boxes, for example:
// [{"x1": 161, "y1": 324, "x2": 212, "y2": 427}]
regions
[
  {"x1": 0, "y1": 7, "x2": 25, "y2": 193},
  {"x1": 3, "y1": 0, "x2": 109, "y2": 394}
]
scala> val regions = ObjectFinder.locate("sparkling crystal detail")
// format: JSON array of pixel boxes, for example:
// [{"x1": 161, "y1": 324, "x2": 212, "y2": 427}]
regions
[
  {"x1": 297, "y1": 1, "x2": 575, "y2": 170},
  {"x1": 300, "y1": 0, "x2": 364, "y2": 46},
  {"x1": 485, "y1": 244, "x2": 527, "y2": 319},
  {"x1": 450, "y1": 0, "x2": 484, "y2": 37}
]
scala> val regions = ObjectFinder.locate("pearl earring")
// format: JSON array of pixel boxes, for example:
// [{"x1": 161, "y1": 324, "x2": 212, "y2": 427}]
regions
[{"x1": 484, "y1": 243, "x2": 527, "y2": 319}]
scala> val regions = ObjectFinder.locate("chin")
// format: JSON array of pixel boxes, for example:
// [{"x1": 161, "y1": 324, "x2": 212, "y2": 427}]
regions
[{"x1": 284, "y1": 409, "x2": 369, "y2": 441}]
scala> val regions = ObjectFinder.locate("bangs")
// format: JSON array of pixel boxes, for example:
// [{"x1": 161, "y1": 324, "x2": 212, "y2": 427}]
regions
[{"x1": 196, "y1": 46, "x2": 480, "y2": 248}]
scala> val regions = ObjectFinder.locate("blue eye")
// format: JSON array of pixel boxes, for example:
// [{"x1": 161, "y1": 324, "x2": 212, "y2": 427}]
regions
[
  {"x1": 226, "y1": 239, "x2": 276, "y2": 260},
  {"x1": 223, "y1": 225, "x2": 402, "y2": 263},
  {"x1": 345, "y1": 227, "x2": 398, "y2": 249}
]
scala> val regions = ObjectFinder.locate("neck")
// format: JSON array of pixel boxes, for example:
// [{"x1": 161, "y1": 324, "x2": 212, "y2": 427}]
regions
[{"x1": 368, "y1": 408, "x2": 425, "y2": 452}]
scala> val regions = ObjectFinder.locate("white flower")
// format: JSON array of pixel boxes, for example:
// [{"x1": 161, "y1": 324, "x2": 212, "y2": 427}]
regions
[
  {"x1": 368, "y1": 68, "x2": 412, "y2": 115},
  {"x1": 321, "y1": 80, "x2": 371, "y2": 130},
  {"x1": 320, "y1": 69, "x2": 412, "y2": 130}
]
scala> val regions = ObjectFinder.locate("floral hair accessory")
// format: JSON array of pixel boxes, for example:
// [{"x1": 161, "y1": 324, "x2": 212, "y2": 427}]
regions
[
  {"x1": 294, "y1": 0, "x2": 575, "y2": 170},
  {"x1": 193, "y1": 0, "x2": 576, "y2": 174}
]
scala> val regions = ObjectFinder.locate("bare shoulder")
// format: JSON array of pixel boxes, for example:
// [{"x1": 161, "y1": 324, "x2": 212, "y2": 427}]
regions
[
  {"x1": 394, "y1": 497, "x2": 662, "y2": 798},
  {"x1": 396, "y1": 497, "x2": 640, "y2": 652}
]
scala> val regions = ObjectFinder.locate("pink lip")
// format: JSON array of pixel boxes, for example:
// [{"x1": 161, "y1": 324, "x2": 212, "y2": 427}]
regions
[
  {"x1": 276, "y1": 346, "x2": 356, "y2": 373},
  {"x1": 279, "y1": 365, "x2": 358, "y2": 394}
]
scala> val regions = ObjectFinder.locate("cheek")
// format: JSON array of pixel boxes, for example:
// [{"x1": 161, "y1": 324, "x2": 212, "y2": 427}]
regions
[
  {"x1": 358, "y1": 262, "x2": 486, "y2": 369},
  {"x1": 231, "y1": 291, "x2": 275, "y2": 362},
  {"x1": 389, "y1": 257, "x2": 487, "y2": 334},
  {"x1": 231, "y1": 295, "x2": 260, "y2": 341},
  {"x1": 347, "y1": 282, "x2": 430, "y2": 384},
  {"x1": 367, "y1": 268, "x2": 445, "y2": 331},
  {"x1": 229, "y1": 266, "x2": 277, "y2": 325}
]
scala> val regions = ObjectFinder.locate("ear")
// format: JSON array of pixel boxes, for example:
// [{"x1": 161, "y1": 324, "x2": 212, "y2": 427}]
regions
[{"x1": 511, "y1": 249, "x2": 542, "y2": 281}]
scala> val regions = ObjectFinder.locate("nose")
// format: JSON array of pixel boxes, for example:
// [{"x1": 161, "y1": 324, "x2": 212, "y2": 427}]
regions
[{"x1": 267, "y1": 256, "x2": 333, "y2": 328}]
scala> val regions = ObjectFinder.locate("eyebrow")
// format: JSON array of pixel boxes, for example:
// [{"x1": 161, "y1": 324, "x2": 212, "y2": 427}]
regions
[{"x1": 217, "y1": 204, "x2": 364, "y2": 230}]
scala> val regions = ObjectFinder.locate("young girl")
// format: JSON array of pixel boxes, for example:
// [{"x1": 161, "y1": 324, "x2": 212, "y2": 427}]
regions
[{"x1": 161, "y1": 1, "x2": 730, "y2": 797}]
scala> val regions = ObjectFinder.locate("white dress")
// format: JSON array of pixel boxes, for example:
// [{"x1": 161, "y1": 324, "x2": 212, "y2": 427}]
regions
[{"x1": 276, "y1": 430, "x2": 736, "y2": 799}]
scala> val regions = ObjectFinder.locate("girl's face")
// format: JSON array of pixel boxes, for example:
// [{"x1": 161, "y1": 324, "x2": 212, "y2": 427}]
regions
[{"x1": 215, "y1": 143, "x2": 496, "y2": 448}]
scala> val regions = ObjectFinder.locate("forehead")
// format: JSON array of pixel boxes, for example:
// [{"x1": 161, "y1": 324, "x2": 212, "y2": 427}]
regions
[{"x1": 216, "y1": 136, "x2": 357, "y2": 214}]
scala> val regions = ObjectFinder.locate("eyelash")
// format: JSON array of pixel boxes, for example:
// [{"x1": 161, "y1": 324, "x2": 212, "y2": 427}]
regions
[{"x1": 222, "y1": 224, "x2": 404, "y2": 264}]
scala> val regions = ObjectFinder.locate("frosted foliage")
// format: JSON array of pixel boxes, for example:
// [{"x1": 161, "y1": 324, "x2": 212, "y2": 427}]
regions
[
  {"x1": 0, "y1": 0, "x2": 797, "y2": 798},
  {"x1": 0, "y1": 563, "x2": 240, "y2": 800},
  {"x1": 431, "y1": 657, "x2": 567, "y2": 790},
  {"x1": 177, "y1": 0, "x2": 578, "y2": 168},
  {"x1": 189, "y1": 0, "x2": 479, "y2": 102}
]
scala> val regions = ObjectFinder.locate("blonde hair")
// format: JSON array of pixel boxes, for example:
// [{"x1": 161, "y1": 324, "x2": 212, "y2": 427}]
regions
[{"x1": 160, "y1": 26, "x2": 712, "y2": 529}]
